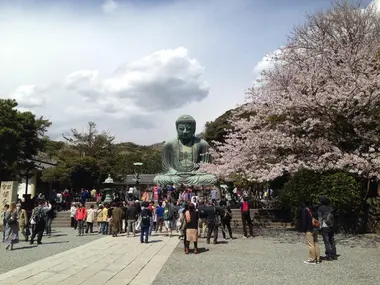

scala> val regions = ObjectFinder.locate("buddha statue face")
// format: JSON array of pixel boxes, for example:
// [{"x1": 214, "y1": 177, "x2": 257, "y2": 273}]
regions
[
  {"x1": 175, "y1": 115, "x2": 197, "y2": 143},
  {"x1": 177, "y1": 123, "x2": 195, "y2": 141}
]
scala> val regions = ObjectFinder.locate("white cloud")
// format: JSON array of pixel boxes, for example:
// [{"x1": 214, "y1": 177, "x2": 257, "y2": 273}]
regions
[
  {"x1": 5, "y1": 47, "x2": 210, "y2": 132},
  {"x1": 102, "y1": 0, "x2": 119, "y2": 14},
  {"x1": 0, "y1": 0, "x2": 312, "y2": 144},
  {"x1": 60, "y1": 47, "x2": 209, "y2": 113},
  {"x1": 252, "y1": 49, "x2": 281, "y2": 83},
  {"x1": 6, "y1": 85, "x2": 48, "y2": 108}
]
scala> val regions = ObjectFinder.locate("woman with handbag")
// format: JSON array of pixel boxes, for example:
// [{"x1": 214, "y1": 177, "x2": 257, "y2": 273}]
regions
[
  {"x1": 184, "y1": 203, "x2": 199, "y2": 255},
  {"x1": 4, "y1": 202, "x2": 19, "y2": 251}
]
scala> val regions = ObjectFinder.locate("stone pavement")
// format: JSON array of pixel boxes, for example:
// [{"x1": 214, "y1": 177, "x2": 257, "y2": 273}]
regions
[
  {"x1": 0, "y1": 234, "x2": 179, "y2": 285},
  {"x1": 1, "y1": 229, "x2": 379, "y2": 285},
  {"x1": 0, "y1": 228, "x2": 102, "y2": 274}
]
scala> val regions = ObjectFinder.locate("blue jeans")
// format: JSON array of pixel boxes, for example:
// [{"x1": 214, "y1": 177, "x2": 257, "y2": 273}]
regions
[
  {"x1": 101, "y1": 222, "x2": 108, "y2": 235},
  {"x1": 140, "y1": 226, "x2": 149, "y2": 242}
]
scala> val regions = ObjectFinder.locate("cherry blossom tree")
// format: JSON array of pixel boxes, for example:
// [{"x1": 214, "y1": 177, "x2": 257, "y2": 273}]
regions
[{"x1": 202, "y1": 1, "x2": 380, "y2": 182}]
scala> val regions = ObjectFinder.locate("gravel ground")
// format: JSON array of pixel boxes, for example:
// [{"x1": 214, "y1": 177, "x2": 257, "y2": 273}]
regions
[
  {"x1": 152, "y1": 229, "x2": 380, "y2": 285},
  {"x1": 0, "y1": 227, "x2": 102, "y2": 274},
  {"x1": 257, "y1": 228, "x2": 380, "y2": 248}
]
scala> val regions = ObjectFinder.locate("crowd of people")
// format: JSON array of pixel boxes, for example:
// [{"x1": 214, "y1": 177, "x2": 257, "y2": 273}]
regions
[
  {"x1": 67, "y1": 195, "x2": 243, "y2": 253},
  {"x1": 1, "y1": 187, "x2": 338, "y2": 264},
  {"x1": 1, "y1": 199, "x2": 54, "y2": 250}
]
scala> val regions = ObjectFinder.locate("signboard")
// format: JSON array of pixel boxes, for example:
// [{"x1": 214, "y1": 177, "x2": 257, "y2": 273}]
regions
[{"x1": 1, "y1": 181, "x2": 18, "y2": 208}]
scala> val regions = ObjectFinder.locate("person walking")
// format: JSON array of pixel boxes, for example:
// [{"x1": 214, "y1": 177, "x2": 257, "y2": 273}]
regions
[
  {"x1": 1, "y1": 204, "x2": 10, "y2": 243},
  {"x1": 4, "y1": 202, "x2": 19, "y2": 251},
  {"x1": 30, "y1": 200, "x2": 51, "y2": 245},
  {"x1": 75, "y1": 203, "x2": 87, "y2": 236},
  {"x1": 220, "y1": 204, "x2": 233, "y2": 240},
  {"x1": 240, "y1": 197, "x2": 254, "y2": 238},
  {"x1": 17, "y1": 203, "x2": 28, "y2": 241}
]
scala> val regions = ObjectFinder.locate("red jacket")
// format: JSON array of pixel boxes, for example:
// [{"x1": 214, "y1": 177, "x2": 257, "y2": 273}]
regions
[{"x1": 76, "y1": 207, "x2": 87, "y2": 221}]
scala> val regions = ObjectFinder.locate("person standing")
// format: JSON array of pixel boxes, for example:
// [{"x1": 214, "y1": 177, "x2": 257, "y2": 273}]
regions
[
  {"x1": 210, "y1": 188, "x2": 218, "y2": 205},
  {"x1": 163, "y1": 201, "x2": 174, "y2": 237},
  {"x1": 155, "y1": 202, "x2": 164, "y2": 232},
  {"x1": 101, "y1": 204, "x2": 109, "y2": 235},
  {"x1": 4, "y1": 202, "x2": 19, "y2": 251},
  {"x1": 205, "y1": 202, "x2": 219, "y2": 244},
  {"x1": 17, "y1": 203, "x2": 28, "y2": 241},
  {"x1": 30, "y1": 200, "x2": 51, "y2": 245},
  {"x1": 140, "y1": 202, "x2": 152, "y2": 243},
  {"x1": 318, "y1": 197, "x2": 337, "y2": 261},
  {"x1": 111, "y1": 203, "x2": 124, "y2": 237},
  {"x1": 86, "y1": 204, "x2": 96, "y2": 234},
  {"x1": 1, "y1": 204, "x2": 10, "y2": 242},
  {"x1": 240, "y1": 197, "x2": 254, "y2": 238},
  {"x1": 96, "y1": 205, "x2": 104, "y2": 233},
  {"x1": 184, "y1": 203, "x2": 199, "y2": 254},
  {"x1": 301, "y1": 203, "x2": 321, "y2": 264},
  {"x1": 70, "y1": 203, "x2": 77, "y2": 229},
  {"x1": 45, "y1": 201, "x2": 55, "y2": 238},
  {"x1": 75, "y1": 203, "x2": 87, "y2": 236},
  {"x1": 126, "y1": 202, "x2": 138, "y2": 237}
]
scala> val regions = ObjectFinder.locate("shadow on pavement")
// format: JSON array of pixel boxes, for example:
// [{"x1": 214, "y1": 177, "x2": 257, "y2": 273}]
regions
[
  {"x1": 12, "y1": 245, "x2": 36, "y2": 250},
  {"x1": 42, "y1": 241, "x2": 69, "y2": 245},
  {"x1": 146, "y1": 240, "x2": 162, "y2": 243},
  {"x1": 194, "y1": 247, "x2": 209, "y2": 254}
]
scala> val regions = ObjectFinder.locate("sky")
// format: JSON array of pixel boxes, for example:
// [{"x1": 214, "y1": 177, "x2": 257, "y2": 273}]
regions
[{"x1": 0, "y1": 0, "x2": 376, "y2": 145}]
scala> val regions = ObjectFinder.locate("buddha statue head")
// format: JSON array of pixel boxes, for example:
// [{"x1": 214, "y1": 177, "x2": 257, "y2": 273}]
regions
[{"x1": 176, "y1": 115, "x2": 196, "y2": 143}]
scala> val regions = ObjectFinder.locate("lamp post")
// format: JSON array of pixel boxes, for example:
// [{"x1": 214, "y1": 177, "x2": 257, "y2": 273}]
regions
[
  {"x1": 133, "y1": 162, "x2": 143, "y2": 199},
  {"x1": 102, "y1": 174, "x2": 115, "y2": 204}
]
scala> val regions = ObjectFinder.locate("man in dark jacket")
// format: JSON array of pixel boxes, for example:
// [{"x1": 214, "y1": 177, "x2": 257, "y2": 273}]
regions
[
  {"x1": 204, "y1": 202, "x2": 219, "y2": 244},
  {"x1": 126, "y1": 202, "x2": 138, "y2": 237},
  {"x1": 318, "y1": 196, "x2": 337, "y2": 261},
  {"x1": 301, "y1": 203, "x2": 321, "y2": 264},
  {"x1": 140, "y1": 201, "x2": 152, "y2": 243}
]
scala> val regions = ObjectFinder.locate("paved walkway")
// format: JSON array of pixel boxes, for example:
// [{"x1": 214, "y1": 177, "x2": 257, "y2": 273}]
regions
[
  {"x1": 0, "y1": 235, "x2": 179, "y2": 285},
  {"x1": 0, "y1": 228, "x2": 102, "y2": 274}
]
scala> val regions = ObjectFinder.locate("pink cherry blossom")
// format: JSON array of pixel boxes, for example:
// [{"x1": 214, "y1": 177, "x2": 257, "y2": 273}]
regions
[{"x1": 201, "y1": 2, "x2": 380, "y2": 182}]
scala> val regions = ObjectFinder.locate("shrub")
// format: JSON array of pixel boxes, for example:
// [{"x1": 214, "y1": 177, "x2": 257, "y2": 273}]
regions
[{"x1": 279, "y1": 169, "x2": 364, "y2": 233}]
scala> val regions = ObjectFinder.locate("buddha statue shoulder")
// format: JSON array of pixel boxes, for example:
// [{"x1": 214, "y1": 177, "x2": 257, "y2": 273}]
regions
[{"x1": 153, "y1": 115, "x2": 217, "y2": 186}]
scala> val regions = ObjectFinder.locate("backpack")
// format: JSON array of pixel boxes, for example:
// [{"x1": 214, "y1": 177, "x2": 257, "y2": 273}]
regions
[
  {"x1": 141, "y1": 210, "x2": 150, "y2": 226},
  {"x1": 325, "y1": 212, "x2": 334, "y2": 227},
  {"x1": 241, "y1": 201, "x2": 249, "y2": 213},
  {"x1": 33, "y1": 207, "x2": 46, "y2": 224},
  {"x1": 306, "y1": 208, "x2": 320, "y2": 228}
]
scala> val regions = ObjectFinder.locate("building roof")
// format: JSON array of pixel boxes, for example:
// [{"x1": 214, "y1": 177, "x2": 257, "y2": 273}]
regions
[
  {"x1": 25, "y1": 158, "x2": 57, "y2": 170},
  {"x1": 125, "y1": 174, "x2": 156, "y2": 185}
]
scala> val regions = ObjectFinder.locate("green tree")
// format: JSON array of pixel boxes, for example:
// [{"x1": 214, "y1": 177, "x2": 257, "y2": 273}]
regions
[{"x1": 0, "y1": 99, "x2": 50, "y2": 181}]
